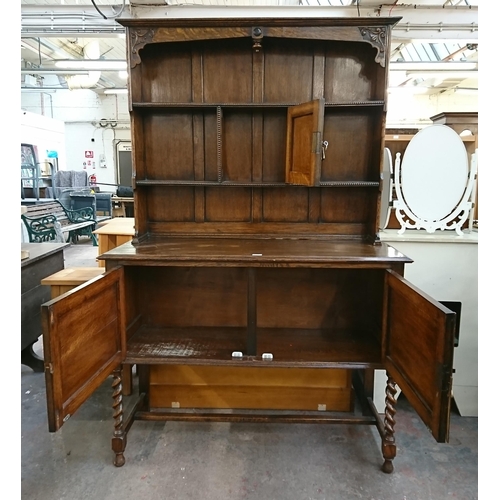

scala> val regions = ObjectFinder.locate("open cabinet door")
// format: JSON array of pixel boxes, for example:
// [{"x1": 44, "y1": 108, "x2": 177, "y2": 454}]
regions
[
  {"x1": 383, "y1": 270, "x2": 455, "y2": 443},
  {"x1": 285, "y1": 98, "x2": 325, "y2": 186},
  {"x1": 41, "y1": 267, "x2": 126, "y2": 432}
]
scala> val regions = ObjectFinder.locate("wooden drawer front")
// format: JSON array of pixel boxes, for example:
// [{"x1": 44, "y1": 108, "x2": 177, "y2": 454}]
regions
[
  {"x1": 22, "y1": 252, "x2": 64, "y2": 294},
  {"x1": 149, "y1": 365, "x2": 352, "y2": 412},
  {"x1": 22, "y1": 251, "x2": 64, "y2": 349}
]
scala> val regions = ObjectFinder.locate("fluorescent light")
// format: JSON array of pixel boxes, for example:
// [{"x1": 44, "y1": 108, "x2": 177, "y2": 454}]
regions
[
  {"x1": 407, "y1": 71, "x2": 478, "y2": 79},
  {"x1": 21, "y1": 68, "x2": 90, "y2": 75},
  {"x1": 453, "y1": 88, "x2": 478, "y2": 94},
  {"x1": 54, "y1": 60, "x2": 127, "y2": 70},
  {"x1": 104, "y1": 89, "x2": 128, "y2": 95},
  {"x1": 21, "y1": 88, "x2": 56, "y2": 93},
  {"x1": 388, "y1": 86, "x2": 428, "y2": 95},
  {"x1": 390, "y1": 62, "x2": 477, "y2": 72}
]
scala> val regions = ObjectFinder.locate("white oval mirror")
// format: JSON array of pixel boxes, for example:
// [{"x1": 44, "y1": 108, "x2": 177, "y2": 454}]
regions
[
  {"x1": 379, "y1": 147, "x2": 392, "y2": 230},
  {"x1": 401, "y1": 124, "x2": 468, "y2": 222}
]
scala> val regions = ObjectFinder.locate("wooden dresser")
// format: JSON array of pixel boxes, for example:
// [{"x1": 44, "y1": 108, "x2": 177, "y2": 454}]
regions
[
  {"x1": 40, "y1": 16, "x2": 457, "y2": 474},
  {"x1": 21, "y1": 242, "x2": 68, "y2": 371}
]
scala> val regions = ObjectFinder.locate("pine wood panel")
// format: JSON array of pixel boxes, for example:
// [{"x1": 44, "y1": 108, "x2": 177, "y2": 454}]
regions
[
  {"x1": 149, "y1": 365, "x2": 352, "y2": 411},
  {"x1": 41, "y1": 267, "x2": 105, "y2": 298},
  {"x1": 150, "y1": 385, "x2": 353, "y2": 412}
]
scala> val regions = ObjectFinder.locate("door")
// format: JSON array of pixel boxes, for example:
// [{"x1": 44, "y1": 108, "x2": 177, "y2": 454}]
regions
[
  {"x1": 116, "y1": 140, "x2": 133, "y2": 187},
  {"x1": 41, "y1": 267, "x2": 126, "y2": 432},
  {"x1": 285, "y1": 98, "x2": 325, "y2": 186},
  {"x1": 383, "y1": 269, "x2": 455, "y2": 443}
]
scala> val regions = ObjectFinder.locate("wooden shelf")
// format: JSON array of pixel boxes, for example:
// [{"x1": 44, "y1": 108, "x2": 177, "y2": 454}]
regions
[
  {"x1": 132, "y1": 101, "x2": 385, "y2": 109},
  {"x1": 134, "y1": 180, "x2": 380, "y2": 188},
  {"x1": 125, "y1": 326, "x2": 382, "y2": 368},
  {"x1": 100, "y1": 237, "x2": 412, "y2": 266}
]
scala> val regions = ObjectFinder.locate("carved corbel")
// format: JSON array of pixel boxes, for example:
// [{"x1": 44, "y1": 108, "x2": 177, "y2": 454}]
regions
[
  {"x1": 129, "y1": 28, "x2": 155, "y2": 68},
  {"x1": 359, "y1": 27, "x2": 388, "y2": 67}
]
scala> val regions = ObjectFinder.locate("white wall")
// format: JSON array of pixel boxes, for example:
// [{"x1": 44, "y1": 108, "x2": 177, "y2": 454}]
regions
[
  {"x1": 386, "y1": 90, "x2": 478, "y2": 128},
  {"x1": 21, "y1": 90, "x2": 131, "y2": 191},
  {"x1": 20, "y1": 110, "x2": 67, "y2": 170}
]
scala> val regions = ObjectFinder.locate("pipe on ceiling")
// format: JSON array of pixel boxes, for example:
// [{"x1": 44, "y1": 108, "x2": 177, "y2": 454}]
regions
[{"x1": 65, "y1": 39, "x2": 101, "y2": 90}]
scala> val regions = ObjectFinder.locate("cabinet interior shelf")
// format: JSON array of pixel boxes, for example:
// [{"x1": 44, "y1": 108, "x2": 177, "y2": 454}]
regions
[
  {"x1": 132, "y1": 101, "x2": 385, "y2": 109},
  {"x1": 134, "y1": 180, "x2": 380, "y2": 188},
  {"x1": 125, "y1": 326, "x2": 382, "y2": 368}
]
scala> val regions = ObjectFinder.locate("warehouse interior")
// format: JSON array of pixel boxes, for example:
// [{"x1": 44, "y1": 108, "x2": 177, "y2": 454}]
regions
[{"x1": 17, "y1": 2, "x2": 484, "y2": 499}]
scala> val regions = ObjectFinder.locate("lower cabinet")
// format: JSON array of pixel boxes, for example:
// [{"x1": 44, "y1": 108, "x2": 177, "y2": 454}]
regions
[{"x1": 40, "y1": 239, "x2": 456, "y2": 473}]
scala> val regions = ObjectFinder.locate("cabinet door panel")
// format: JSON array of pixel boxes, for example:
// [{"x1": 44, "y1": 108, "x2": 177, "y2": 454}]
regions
[
  {"x1": 285, "y1": 98, "x2": 325, "y2": 186},
  {"x1": 383, "y1": 269, "x2": 455, "y2": 443},
  {"x1": 41, "y1": 267, "x2": 126, "y2": 432}
]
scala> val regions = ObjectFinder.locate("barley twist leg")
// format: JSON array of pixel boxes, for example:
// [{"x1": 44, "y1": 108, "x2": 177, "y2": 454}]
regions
[
  {"x1": 381, "y1": 374, "x2": 397, "y2": 473},
  {"x1": 112, "y1": 368, "x2": 126, "y2": 467}
]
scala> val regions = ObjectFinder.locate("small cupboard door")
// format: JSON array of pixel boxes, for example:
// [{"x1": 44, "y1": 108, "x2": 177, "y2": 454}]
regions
[
  {"x1": 285, "y1": 98, "x2": 325, "y2": 186},
  {"x1": 41, "y1": 267, "x2": 126, "y2": 432},
  {"x1": 383, "y1": 269, "x2": 456, "y2": 443}
]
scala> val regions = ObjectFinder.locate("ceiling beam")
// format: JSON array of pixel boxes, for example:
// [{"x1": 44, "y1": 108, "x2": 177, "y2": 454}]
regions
[{"x1": 21, "y1": 4, "x2": 477, "y2": 41}]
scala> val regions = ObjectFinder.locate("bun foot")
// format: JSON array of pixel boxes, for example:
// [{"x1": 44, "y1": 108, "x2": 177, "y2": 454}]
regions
[
  {"x1": 114, "y1": 453, "x2": 125, "y2": 467},
  {"x1": 382, "y1": 460, "x2": 394, "y2": 474}
]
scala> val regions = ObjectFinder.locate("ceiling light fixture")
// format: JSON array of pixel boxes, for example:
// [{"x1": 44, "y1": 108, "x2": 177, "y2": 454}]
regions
[
  {"x1": 54, "y1": 60, "x2": 127, "y2": 70},
  {"x1": 406, "y1": 71, "x2": 478, "y2": 79},
  {"x1": 104, "y1": 89, "x2": 128, "y2": 94},
  {"x1": 21, "y1": 68, "x2": 90, "y2": 75},
  {"x1": 390, "y1": 62, "x2": 477, "y2": 72},
  {"x1": 388, "y1": 86, "x2": 429, "y2": 95}
]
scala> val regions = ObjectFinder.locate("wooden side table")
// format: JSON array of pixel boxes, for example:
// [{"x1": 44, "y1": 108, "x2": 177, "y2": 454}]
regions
[
  {"x1": 93, "y1": 217, "x2": 135, "y2": 267},
  {"x1": 111, "y1": 196, "x2": 134, "y2": 218},
  {"x1": 41, "y1": 267, "x2": 105, "y2": 299}
]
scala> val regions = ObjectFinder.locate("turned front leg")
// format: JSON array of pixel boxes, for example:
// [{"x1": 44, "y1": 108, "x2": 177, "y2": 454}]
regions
[
  {"x1": 381, "y1": 374, "x2": 397, "y2": 473},
  {"x1": 112, "y1": 367, "x2": 127, "y2": 467}
]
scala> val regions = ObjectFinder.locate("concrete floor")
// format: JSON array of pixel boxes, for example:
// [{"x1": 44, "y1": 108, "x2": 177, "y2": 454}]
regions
[{"x1": 21, "y1": 238, "x2": 479, "y2": 500}]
